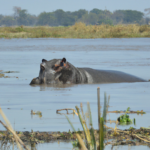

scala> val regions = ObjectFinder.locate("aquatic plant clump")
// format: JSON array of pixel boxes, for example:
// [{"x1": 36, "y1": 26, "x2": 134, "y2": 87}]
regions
[
  {"x1": 117, "y1": 107, "x2": 135, "y2": 125},
  {"x1": 118, "y1": 114, "x2": 132, "y2": 125}
]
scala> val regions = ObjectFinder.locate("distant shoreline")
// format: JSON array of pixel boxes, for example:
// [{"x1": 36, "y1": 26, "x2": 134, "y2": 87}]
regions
[{"x1": 0, "y1": 23, "x2": 150, "y2": 39}]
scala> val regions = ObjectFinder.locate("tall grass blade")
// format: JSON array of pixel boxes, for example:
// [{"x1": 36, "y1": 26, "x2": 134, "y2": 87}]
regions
[
  {"x1": 65, "y1": 115, "x2": 76, "y2": 132},
  {"x1": 103, "y1": 92, "x2": 107, "y2": 123},
  {"x1": 87, "y1": 102, "x2": 96, "y2": 150},
  {"x1": 87, "y1": 102, "x2": 93, "y2": 127},
  {"x1": 97, "y1": 87, "x2": 101, "y2": 130},
  {"x1": 90, "y1": 127, "x2": 97, "y2": 150},
  {"x1": 103, "y1": 93, "x2": 110, "y2": 137},
  {"x1": 100, "y1": 117, "x2": 104, "y2": 150}
]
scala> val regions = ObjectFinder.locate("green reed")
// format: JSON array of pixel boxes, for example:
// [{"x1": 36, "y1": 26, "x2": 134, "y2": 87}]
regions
[{"x1": 66, "y1": 88, "x2": 110, "y2": 150}]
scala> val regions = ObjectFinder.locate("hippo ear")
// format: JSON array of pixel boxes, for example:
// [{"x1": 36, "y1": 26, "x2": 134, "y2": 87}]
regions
[{"x1": 42, "y1": 59, "x2": 47, "y2": 62}]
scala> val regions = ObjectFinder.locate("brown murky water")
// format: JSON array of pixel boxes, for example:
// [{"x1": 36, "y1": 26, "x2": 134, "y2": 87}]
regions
[{"x1": 0, "y1": 38, "x2": 150, "y2": 150}]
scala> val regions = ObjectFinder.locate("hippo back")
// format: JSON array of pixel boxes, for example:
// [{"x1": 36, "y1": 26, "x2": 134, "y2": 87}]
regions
[{"x1": 82, "y1": 68, "x2": 146, "y2": 83}]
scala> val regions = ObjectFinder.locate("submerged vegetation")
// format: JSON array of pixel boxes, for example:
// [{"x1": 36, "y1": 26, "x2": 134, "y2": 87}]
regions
[
  {"x1": 0, "y1": 23, "x2": 150, "y2": 39},
  {"x1": 31, "y1": 110, "x2": 42, "y2": 118},
  {"x1": 0, "y1": 70, "x2": 19, "y2": 78}
]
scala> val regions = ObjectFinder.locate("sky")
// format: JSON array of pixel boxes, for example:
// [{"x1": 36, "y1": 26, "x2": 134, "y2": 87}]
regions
[{"x1": 0, "y1": 0, "x2": 150, "y2": 16}]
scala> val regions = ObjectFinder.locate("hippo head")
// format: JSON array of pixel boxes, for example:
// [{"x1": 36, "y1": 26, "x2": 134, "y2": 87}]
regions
[{"x1": 30, "y1": 59, "x2": 73, "y2": 85}]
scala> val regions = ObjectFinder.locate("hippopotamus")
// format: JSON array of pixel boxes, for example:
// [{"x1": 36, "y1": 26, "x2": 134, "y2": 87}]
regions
[{"x1": 30, "y1": 59, "x2": 146, "y2": 85}]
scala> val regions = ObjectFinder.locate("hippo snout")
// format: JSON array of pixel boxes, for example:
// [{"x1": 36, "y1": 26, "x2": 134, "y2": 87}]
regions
[{"x1": 30, "y1": 77, "x2": 40, "y2": 85}]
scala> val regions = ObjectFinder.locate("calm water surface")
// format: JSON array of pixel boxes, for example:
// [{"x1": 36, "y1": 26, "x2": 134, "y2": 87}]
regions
[{"x1": 0, "y1": 38, "x2": 150, "y2": 150}]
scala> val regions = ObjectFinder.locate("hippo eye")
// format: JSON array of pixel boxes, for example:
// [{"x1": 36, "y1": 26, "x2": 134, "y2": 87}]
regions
[{"x1": 52, "y1": 65, "x2": 55, "y2": 69}]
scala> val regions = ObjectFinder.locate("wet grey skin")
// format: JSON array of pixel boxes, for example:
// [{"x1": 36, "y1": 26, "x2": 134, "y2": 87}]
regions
[{"x1": 30, "y1": 59, "x2": 146, "y2": 85}]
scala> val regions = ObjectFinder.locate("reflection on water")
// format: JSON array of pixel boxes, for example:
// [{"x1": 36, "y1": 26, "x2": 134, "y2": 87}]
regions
[
  {"x1": 37, "y1": 84, "x2": 75, "y2": 91},
  {"x1": 1, "y1": 141, "x2": 150, "y2": 150},
  {"x1": 105, "y1": 145, "x2": 150, "y2": 150},
  {"x1": 0, "y1": 38, "x2": 150, "y2": 150},
  {"x1": 33, "y1": 142, "x2": 150, "y2": 150},
  {"x1": 0, "y1": 141, "x2": 73, "y2": 150}
]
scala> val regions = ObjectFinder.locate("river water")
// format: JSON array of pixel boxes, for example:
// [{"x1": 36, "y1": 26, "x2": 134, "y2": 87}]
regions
[{"x1": 0, "y1": 38, "x2": 150, "y2": 150}]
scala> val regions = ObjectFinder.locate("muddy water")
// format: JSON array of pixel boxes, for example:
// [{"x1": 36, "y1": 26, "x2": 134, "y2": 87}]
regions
[{"x1": 0, "y1": 38, "x2": 150, "y2": 150}]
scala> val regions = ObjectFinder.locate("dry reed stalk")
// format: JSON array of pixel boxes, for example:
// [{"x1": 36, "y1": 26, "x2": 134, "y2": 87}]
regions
[
  {"x1": 76, "y1": 106, "x2": 92, "y2": 148},
  {"x1": 65, "y1": 114, "x2": 88, "y2": 150},
  {"x1": 0, "y1": 107, "x2": 30, "y2": 150},
  {"x1": 80, "y1": 103, "x2": 86, "y2": 141},
  {"x1": 76, "y1": 133, "x2": 88, "y2": 150}
]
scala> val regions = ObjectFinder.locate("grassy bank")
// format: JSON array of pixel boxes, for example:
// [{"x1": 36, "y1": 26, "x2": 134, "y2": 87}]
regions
[{"x1": 0, "y1": 22, "x2": 150, "y2": 38}]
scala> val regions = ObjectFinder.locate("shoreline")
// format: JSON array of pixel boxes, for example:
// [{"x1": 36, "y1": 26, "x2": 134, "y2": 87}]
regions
[{"x1": 0, "y1": 127, "x2": 150, "y2": 147}]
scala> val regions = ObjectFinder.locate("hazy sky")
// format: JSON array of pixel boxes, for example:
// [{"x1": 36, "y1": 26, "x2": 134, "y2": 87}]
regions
[{"x1": 0, "y1": 0, "x2": 150, "y2": 15}]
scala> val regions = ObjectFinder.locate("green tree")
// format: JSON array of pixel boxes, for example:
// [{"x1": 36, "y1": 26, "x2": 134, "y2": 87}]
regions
[
  {"x1": 112, "y1": 10, "x2": 124, "y2": 24},
  {"x1": 0, "y1": 7, "x2": 147, "y2": 26},
  {"x1": 37, "y1": 12, "x2": 56, "y2": 26},
  {"x1": 26, "y1": 14, "x2": 37, "y2": 26},
  {"x1": 0, "y1": 16, "x2": 16, "y2": 26},
  {"x1": 17, "y1": 9, "x2": 29, "y2": 25},
  {"x1": 13, "y1": 7, "x2": 37, "y2": 26},
  {"x1": 79, "y1": 12, "x2": 98, "y2": 25},
  {"x1": 54, "y1": 9, "x2": 66, "y2": 25},
  {"x1": 123, "y1": 10, "x2": 144, "y2": 23},
  {"x1": 97, "y1": 12, "x2": 112, "y2": 24},
  {"x1": 90, "y1": 8, "x2": 103, "y2": 15},
  {"x1": 61, "y1": 11, "x2": 75, "y2": 26},
  {"x1": 72, "y1": 9, "x2": 88, "y2": 20}
]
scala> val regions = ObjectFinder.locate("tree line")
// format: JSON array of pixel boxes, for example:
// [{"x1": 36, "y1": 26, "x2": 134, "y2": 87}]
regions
[{"x1": 0, "y1": 7, "x2": 150, "y2": 26}]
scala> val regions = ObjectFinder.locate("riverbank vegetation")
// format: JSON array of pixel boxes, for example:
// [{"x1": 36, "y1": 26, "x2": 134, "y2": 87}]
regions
[
  {"x1": 0, "y1": 23, "x2": 150, "y2": 38},
  {"x1": 0, "y1": 7, "x2": 150, "y2": 38}
]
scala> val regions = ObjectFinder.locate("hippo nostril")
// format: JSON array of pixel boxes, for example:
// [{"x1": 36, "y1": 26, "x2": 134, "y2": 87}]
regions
[{"x1": 41, "y1": 65, "x2": 45, "y2": 70}]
